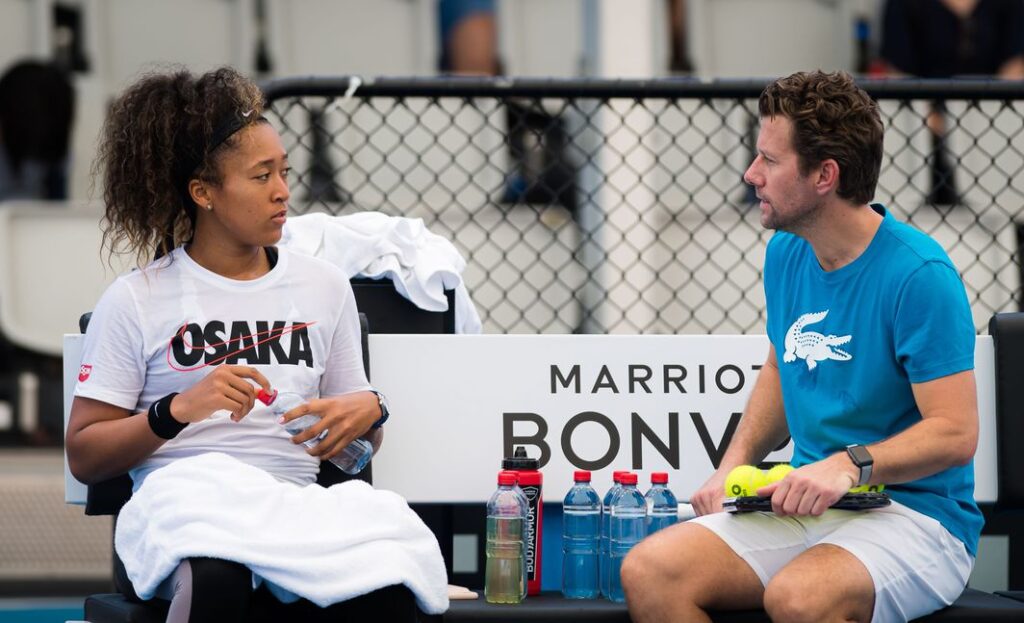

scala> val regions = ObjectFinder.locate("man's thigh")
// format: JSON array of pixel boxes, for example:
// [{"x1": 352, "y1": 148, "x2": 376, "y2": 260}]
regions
[
  {"x1": 688, "y1": 509, "x2": 817, "y2": 587},
  {"x1": 817, "y1": 503, "x2": 973, "y2": 622},
  {"x1": 765, "y1": 543, "x2": 874, "y2": 623},
  {"x1": 626, "y1": 519, "x2": 764, "y2": 610},
  {"x1": 687, "y1": 504, "x2": 972, "y2": 621}
]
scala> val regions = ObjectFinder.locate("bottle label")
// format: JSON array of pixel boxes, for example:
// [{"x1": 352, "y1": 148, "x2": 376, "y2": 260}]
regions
[{"x1": 520, "y1": 484, "x2": 541, "y2": 583}]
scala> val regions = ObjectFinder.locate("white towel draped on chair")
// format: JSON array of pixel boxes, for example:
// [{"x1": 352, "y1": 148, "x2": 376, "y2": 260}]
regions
[
  {"x1": 280, "y1": 212, "x2": 482, "y2": 334},
  {"x1": 114, "y1": 452, "x2": 449, "y2": 614}
]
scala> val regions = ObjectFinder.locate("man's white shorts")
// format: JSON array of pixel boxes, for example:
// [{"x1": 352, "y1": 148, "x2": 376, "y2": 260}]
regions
[{"x1": 690, "y1": 501, "x2": 973, "y2": 623}]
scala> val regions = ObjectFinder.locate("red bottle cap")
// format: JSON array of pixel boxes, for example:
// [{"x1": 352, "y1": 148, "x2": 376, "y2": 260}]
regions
[
  {"x1": 256, "y1": 388, "x2": 278, "y2": 405},
  {"x1": 573, "y1": 470, "x2": 591, "y2": 482},
  {"x1": 613, "y1": 470, "x2": 628, "y2": 483},
  {"x1": 498, "y1": 471, "x2": 518, "y2": 486},
  {"x1": 651, "y1": 472, "x2": 669, "y2": 484},
  {"x1": 620, "y1": 473, "x2": 638, "y2": 485}
]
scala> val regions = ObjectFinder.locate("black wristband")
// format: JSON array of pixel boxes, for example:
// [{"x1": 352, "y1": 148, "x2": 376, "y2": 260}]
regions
[{"x1": 147, "y1": 392, "x2": 186, "y2": 440}]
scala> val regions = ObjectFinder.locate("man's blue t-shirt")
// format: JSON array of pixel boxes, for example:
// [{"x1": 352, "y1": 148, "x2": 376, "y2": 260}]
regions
[{"x1": 764, "y1": 204, "x2": 983, "y2": 556}]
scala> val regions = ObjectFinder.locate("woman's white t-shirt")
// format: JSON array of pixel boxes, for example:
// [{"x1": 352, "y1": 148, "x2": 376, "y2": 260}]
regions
[{"x1": 74, "y1": 246, "x2": 370, "y2": 489}]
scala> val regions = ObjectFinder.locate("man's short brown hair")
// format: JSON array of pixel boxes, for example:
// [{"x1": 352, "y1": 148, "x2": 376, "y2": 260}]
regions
[{"x1": 759, "y1": 70, "x2": 884, "y2": 205}]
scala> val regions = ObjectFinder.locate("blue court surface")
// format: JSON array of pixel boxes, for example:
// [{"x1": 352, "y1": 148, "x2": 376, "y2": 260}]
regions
[{"x1": 0, "y1": 599, "x2": 83, "y2": 623}]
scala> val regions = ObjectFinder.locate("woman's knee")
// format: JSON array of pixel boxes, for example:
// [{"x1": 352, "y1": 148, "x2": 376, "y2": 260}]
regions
[
  {"x1": 188, "y1": 557, "x2": 250, "y2": 591},
  {"x1": 338, "y1": 584, "x2": 419, "y2": 622},
  {"x1": 184, "y1": 557, "x2": 253, "y2": 622}
]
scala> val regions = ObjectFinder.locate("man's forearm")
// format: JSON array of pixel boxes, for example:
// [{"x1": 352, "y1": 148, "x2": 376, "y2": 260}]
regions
[
  {"x1": 852, "y1": 369, "x2": 978, "y2": 486},
  {"x1": 718, "y1": 353, "x2": 789, "y2": 470},
  {"x1": 862, "y1": 413, "x2": 975, "y2": 485}
]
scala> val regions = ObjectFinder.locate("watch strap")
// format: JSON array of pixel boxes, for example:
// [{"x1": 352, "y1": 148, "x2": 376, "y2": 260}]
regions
[
  {"x1": 846, "y1": 444, "x2": 873, "y2": 487},
  {"x1": 370, "y1": 390, "x2": 389, "y2": 429}
]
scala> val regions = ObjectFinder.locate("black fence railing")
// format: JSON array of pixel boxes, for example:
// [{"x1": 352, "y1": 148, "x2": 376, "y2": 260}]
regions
[{"x1": 262, "y1": 77, "x2": 1024, "y2": 334}]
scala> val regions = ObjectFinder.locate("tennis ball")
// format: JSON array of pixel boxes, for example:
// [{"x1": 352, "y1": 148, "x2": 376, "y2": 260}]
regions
[
  {"x1": 849, "y1": 484, "x2": 885, "y2": 493},
  {"x1": 724, "y1": 465, "x2": 766, "y2": 497},
  {"x1": 765, "y1": 463, "x2": 794, "y2": 484}
]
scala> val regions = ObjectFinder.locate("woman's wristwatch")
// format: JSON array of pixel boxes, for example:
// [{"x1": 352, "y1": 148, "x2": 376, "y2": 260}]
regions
[{"x1": 370, "y1": 390, "x2": 390, "y2": 429}]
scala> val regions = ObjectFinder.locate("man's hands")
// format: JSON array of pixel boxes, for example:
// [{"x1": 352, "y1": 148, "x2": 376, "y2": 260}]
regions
[
  {"x1": 692, "y1": 453, "x2": 859, "y2": 517},
  {"x1": 278, "y1": 392, "x2": 381, "y2": 460},
  {"x1": 760, "y1": 454, "x2": 857, "y2": 516},
  {"x1": 170, "y1": 366, "x2": 271, "y2": 424},
  {"x1": 690, "y1": 469, "x2": 730, "y2": 516}
]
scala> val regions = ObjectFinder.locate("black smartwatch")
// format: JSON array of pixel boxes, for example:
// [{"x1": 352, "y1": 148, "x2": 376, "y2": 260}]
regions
[
  {"x1": 845, "y1": 444, "x2": 874, "y2": 487},
  {"x1": 370, "y1": 390, "x2": 390, "y2": 429}
]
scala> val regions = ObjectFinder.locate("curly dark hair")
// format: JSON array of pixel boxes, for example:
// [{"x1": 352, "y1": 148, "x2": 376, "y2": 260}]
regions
[
  {"x1": 94, "y1": 66, "x2": 265, "y2": 264},
  {"x1": 759, "y1": 70, "x2": 883, "y2": 205}
]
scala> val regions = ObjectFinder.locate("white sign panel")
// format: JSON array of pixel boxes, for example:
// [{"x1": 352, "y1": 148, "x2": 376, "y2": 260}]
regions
[
  {"x1": 369, "y1": 334, "x2": 780, "y2": 503},
  {"x1": 63, "y1": 334, "x2": 997, "y2": 506},
  {"x1": 369, "y1": 334, "x2": 997, "y2": 504}
]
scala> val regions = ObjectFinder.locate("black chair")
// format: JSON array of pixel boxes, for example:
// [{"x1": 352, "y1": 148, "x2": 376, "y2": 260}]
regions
[
  {"x1": 987, "y1": 312, "x2": 1024, "y2": 605},
  {"x1": 349, "y1": 277, "x2": 456, "y2": 336},
  {"x1": 347, "y1": 278, "x2": 487, "y2": 591},
  {"x1": 79, "y1": 277, "x2": 456, "y2": 623}
]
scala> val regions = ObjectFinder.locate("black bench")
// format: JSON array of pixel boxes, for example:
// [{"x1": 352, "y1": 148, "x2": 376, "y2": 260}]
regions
[{"x1": 444, "y1": 589, "x2": 1024, "y2": 622}]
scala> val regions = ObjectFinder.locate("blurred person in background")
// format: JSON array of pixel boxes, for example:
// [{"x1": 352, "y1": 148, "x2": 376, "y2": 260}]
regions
[
  {"x1": 0, "y1": 60, "x2": 75, "y2": 201},
  {"x1": 666, "y1": 0, "x2": 694, "y2": 74},
  {"x1": 879, "y1": 0, "x2": 1024, "y2": 205},
  {"x1": 439, "y1": 0, "x2": 499, "y2": 75}
]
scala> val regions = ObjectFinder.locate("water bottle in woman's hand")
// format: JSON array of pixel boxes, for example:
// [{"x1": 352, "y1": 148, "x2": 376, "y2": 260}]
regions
[{"x1": 256, "y1": 389, "x2": 372, "y2": 474}]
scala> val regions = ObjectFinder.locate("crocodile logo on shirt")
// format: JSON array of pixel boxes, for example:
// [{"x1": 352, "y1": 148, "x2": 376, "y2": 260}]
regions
[{"x1": 783, "y1": 310, "x2": 852, "y2": 370}]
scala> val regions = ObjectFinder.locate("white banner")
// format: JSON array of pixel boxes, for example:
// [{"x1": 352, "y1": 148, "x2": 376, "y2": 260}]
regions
[
  {"x1": 369, "y1": 335, "x2": 997, "y2": 504},
  {"x1": 65, "y1": 334, "x2": 996, "y2": 505}
]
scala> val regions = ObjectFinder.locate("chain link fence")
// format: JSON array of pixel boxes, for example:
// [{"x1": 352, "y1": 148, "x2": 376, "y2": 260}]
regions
[{"x1": 262, "y1": 77, "x2": 1024, "y2": 334}]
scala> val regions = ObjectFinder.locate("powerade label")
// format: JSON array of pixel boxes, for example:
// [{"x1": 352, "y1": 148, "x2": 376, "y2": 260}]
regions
[{"x1": 520, "y1": 484, "x2": 541, "y2": 581}]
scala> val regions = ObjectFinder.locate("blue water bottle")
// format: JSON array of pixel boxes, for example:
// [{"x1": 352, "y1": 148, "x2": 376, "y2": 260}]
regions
[
  {"x1": 645, "y1": 472, "x2": 679, "y2": 534},
  {"x1": 607, "y1": 472, "x2": 646, "y2": 603},
  {"x1": 562, "y1": 470, "x2": 601, "y2": 599},
  {"x1": 600, "y1": 471, "x2": 627, "y2": 598}
]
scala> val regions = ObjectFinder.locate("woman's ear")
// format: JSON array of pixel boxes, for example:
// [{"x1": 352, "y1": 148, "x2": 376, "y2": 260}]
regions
[{"x1": 188, "y1": 179, "x2": 211, "y2": 211}]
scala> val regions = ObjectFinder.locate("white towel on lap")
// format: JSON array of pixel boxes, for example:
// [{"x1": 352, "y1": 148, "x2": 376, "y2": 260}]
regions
[{"x1": 114, "y1": 452, "x2": 449, "y2": 613}]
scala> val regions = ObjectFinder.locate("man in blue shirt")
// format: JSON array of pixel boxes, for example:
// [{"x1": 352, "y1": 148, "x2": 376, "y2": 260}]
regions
[{"x1": 621, "y1": 70, "x2": 981, "y2": 623}]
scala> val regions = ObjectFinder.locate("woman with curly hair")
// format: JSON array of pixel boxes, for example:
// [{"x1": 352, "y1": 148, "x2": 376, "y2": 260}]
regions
[{"x1": 65, "y1": 67, "x2": 444, "y2": 622}]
